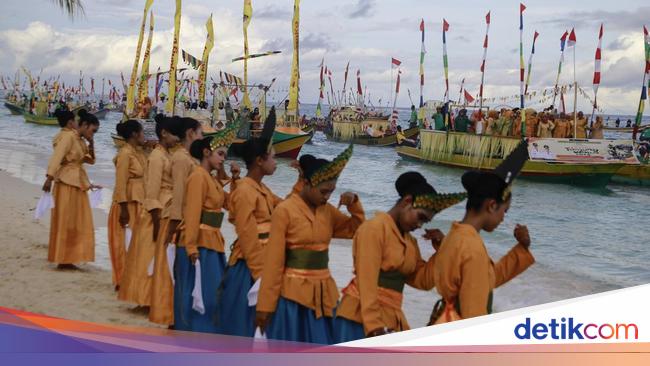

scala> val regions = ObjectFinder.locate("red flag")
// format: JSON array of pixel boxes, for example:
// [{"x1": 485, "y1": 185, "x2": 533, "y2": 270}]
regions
[
  {"x1": 464, "y1": 90, "x2": 475, "y2": 104},
  {"x1": 486, "y1": 11, "x2": 491, "y2": 24},
  {"x1": 391, "y1": 57, "x2": 402, "y2": 67},
  {"x1": 534, "y1": 31, "x2": 539, "y2": 41},
  {"x1": 520, "y1": 3, "x2": 526, "y2": 13},
  {"x1": 395, "y1": 70, "x2": 401, "y2": 94},
  {"x1": 419, "y1": 19, "x2": 424, "y2": 32},
  {"x1": 567, "y1": 28, "x2": 577, "y2": 47},
  {"x1": 443, "y1": 19, "x2": 449, "y2": 32}
]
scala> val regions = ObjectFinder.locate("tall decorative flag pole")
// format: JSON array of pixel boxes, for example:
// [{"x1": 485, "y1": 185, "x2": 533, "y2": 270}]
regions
[
  {"x1": 566, "y1": 28, "x2": 578, "y2": 137},
  {"x1": 327, "y1": 68, "x2": 335, "y2": 110},
  {"x1": 419, "y1": 19, "x2": 426, "y2": 108},
  {"x1": 198, "y1": 14, "x2": 214, "y2": 103},
  {"x1": 390, "y1": 69, "x2": 401, "y2": 131},
  {"x1": 287, "y1": 0, "x2": 301, "y2": 121},
  {"x1": 634, "y1": 26, "x2": 649, "y2": 139},
  {"x1": 127, "y1": 0, "x2": 154, "y2": 116},
  {"x1": 165, "y1": 0, "x2": 182, "y2": 115},
  {"x1": 138, "y1": 11, "x2": 154, "y2": 104},
  {"x1": 442, "y1": 18, "x2": 450, "y2": 127},
  {"x1": 316, "y1": 58, "x2": 324, "y2": 118},
  {"x1": 242, "y1": 0, "x2": 253, "y2": 109},
  {"x1": 519, "y1": 3, "x2": 526, "y2": 137},
  {"x1": 478, "y1": 11, "x2": 490, "y2": 117},
  {"x1": 552, "y1": 30, "x2": 569, "y2": 109},
  {"x1": 590, "y1": 23, "x2": 603, "y2": 126},
  {"x1": 342, "y1": 61, "x2": 349, "y2": 106},
  {"x1": 356, "y1": 69, "x2": 363, "y2": 113},
  {"x1": 457, "y1": 77, "x2": 465, "y2": 104},
  {"x1": 524, "y1": 30, "x2": 539, "y2": 95}
]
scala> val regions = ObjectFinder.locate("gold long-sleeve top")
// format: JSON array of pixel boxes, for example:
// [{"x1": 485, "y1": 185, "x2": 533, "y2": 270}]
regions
[
  {"x1": 337, "y1": 212, "x2": 436, "y2": 334},
  {"x1": 432, "y1": 222, "x2": 535, "y2": 319},
  {"x1": 112, "y1": 144, "x2": 147, "y2": 204},
  {"x1": 46, "y1": 128, "x2": 94, "y2": 191},
  {"x1": 144, "y1": 145, "x2": 173, "y2": 217},
  {"x1": 256, "y1": 193, "x2": 365, "y2": 318},
  {"x1": 227, "y1": 177, "x2": 304, "y2": 280},
  {"x1": 169, "y1": 146, "x2": 198, "y2": 221},
  {"x1": 178, "y1": 167, "x2": 226, "y2": 256}
]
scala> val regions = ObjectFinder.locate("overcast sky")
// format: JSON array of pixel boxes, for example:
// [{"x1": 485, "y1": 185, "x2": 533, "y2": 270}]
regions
[{"x1": 1, "y1": 0, "x2": 649, "y2": 114}]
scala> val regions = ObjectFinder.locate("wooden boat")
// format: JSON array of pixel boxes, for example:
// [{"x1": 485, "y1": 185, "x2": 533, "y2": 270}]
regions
[
  {"x1": 4, "y1": 102, "x2": 24, "y2": 115},
  {"x1": 91, "y1": 108, "x2": 109, "y2": 120},
  {"x1": 327, "y1": 126, "x2": 420, "y2": 146},
  {"x1": 603, "y1": 125, "x2": 650, "y2": 133},
  {"x1": 611, "y1": 163, "x2": 650, "y2": 186},
  {"x1": 23, "y1": 113, "x2": 58, "y2": 126},
  {"x1": 396, "y1": 130, "x2": 625, "y2": 187}
]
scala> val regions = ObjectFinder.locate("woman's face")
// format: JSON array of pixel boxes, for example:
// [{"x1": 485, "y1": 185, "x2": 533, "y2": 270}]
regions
[
  {"x1": 398, "y1": 197, "x2": 434, "y2": 232},
  {"x1": 483, "y1": 198, "x2": 510, "y2": 232},
  {"x1": 303, "y1": 179, "x2": 337, "y2": 207},
  {"x1": 133, "y1": 129, "x2": 146, "y2": 146},
  {"x1": 78, "y1": 123, "x2": 99, "y2": 140},
  {"x1": 208, "y1": 147, "x2": 227, "y2": 170}
]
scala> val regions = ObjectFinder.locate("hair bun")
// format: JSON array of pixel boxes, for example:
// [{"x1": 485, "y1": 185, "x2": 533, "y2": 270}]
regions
[
  {"x1": 461, "y1": 171, "x2": 481, "y2": 192},
  {"x1": 77, "y1": 108, "x2": 88, "y2": 118},
  {"x1": 115, "y1": 123, "x2": 126, "y2": 136},
  {"x1": 299, "y1": 154, "x2": 317, "y2": 170},
  {"x1": 395, "y1": 171, "x2": 427, "y2": 197}
]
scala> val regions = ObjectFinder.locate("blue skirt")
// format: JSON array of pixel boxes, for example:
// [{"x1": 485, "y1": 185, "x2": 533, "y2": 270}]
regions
[
  {"x1": 266, "y1": 297, "x2": 335, "y2": 345},
  {"x1": 173, "y1": 246, "x2": 226, "y2": 333},
  {"x1": 217, "y1": 260, "x2": 256, "y2": 337},
  {"x1": 334, "y1": 317, "x2": 366, "y2": 343}
]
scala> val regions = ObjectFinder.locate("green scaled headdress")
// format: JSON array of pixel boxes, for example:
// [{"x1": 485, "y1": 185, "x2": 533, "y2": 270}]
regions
[
  {"x1": 308, "y1": 144, "x2": 354, "y2": 186},
  {"x1": 209, "y1": 119, "x2": 242, "y2": 150},
  {"x1": 412, "y1": 192, "x2": 467, "y2": 214}
]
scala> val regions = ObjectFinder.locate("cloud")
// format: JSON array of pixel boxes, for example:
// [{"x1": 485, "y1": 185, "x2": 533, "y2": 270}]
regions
[
  {"x1": 348, "y1": 0, "x2": 376, "y2": 19},
  {"x1": 256, "y1": 5, "x2": 292, "y2": 19},
  {"x1": 262, "y1": 32, "x2": 334, "y2": 52},
  {"x1": 540, "y1": 6, "x2": 650, "y2": 32}
]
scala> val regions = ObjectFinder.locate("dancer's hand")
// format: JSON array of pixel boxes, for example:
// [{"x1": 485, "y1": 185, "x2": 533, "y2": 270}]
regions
[
  {"x1": 423, "y1": 228, "x2": 445, "y2": 251},
  {"x1": 42, "y1": 176, "x2": 53, "y2": 192},
  {"x1": 337, "y1": 192, "x2": 358, "y2": 209},
  {"x1": 514, "y1": 224, "x2": 531, "y2": 249},
  {"x1": 255, "y1": 311, "x2": 272, "y2": 333}
]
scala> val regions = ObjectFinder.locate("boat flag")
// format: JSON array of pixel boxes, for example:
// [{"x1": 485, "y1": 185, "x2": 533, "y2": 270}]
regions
[
  {"x1": 138, "y1": 11, "x2": 154, "y2": 103},
  {"x1": 316, "y1": 58, "x2": 324, "y2": 118},
  {"x1": 198, "y1": 14, "x2": 214, "y2": 103},
  {"x1": 165, "y1": 0, "x2": 182, "y2": 115},
  {"x1": 419, "y1": 19, "x2": 426, "y2": 108},
  {"x1": 242, "y1": 0, "x2": 253, "y2": 108},
  {"x1": 552, "y1": 30, "x2": 569, "y2": 109},
  {"x1": 634, "y1": 26, "x2": 649, "y2": 137},
  {"x1": 478, "y1": 11, "x2": 490, "y2": 117},
  {"x1": 391, "y1": 58, "x2": 402, "y2": 68},
  {"x1": 342, "y1": 61, "x2": 349, "y2": 105},
  {"x1": 390, "y1": 69, "x2": 401, "y2": 130},
  {"x1": 591, "y1": 23, "x2": 603, "y2": 124},
  {"x1": 442, "y1": 18, "x2": 450, "y2": 103},
  {"x1": 519, "y1": 3, "x2": 526, "y2": 136},
  {"x1": 287, "y1": 0, "x2": 301, "y2": 118},
  {"x1": 126, "y1": 0, "x2": 154, "y2": 116},
  {"x1": 524, "y1": 30, "x2": 539, "y2": 95},
  {"x1": 457, "y1": 77, "x2": 465, "y2": 104},
  {"x1": 182, "y1": 50, "x2": 203, "y2": 70},
  {"x1": 567, "y1": 28, "x2": 577, "y2": 48},
  {"x1": 464, "y1": 90, "x2": 475, "y2": 104}
]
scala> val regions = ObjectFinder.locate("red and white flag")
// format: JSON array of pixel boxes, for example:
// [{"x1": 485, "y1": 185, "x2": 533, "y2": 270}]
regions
[
  {"x1": 567, "y1": 28, "x2": 577, "y2": 48},
  {"x1": 391, "y1": 57, "x2": 402, "y2": 68},
  {"x1": 464, "y1": 90, "x2": 475, "y2": 104}
]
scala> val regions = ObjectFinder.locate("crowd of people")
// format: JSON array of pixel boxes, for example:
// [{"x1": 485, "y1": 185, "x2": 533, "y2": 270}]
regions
[
  {"x1": 421, "y1": 106, "x2": 606, "y2": 140},
  {"x1": 41, "y1": 108, "x2": 535, "y2": 345}
]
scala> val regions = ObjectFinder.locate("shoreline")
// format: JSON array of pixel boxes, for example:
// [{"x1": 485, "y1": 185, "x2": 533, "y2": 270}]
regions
[{"x1": 0, "y1": 169, "x2": 158, "y2": 328}]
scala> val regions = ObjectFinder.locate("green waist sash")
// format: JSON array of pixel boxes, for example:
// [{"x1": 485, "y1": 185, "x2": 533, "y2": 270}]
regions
[
  {"x1": 200, "y1": 211, "x2": 224, "y2": 228},
  {"x1": 285, "y1": 248, "x2": 329, "y2": 270},
  {"x1": 378, "y1": 270, "x2": 406, "y2": 293}
]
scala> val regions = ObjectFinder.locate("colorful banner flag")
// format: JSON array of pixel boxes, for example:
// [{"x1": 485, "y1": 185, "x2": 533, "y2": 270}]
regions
[
  {"x1": 552, "y1": 30, "x2": 570, "y2": 108},
  {"x1": 287, "y1": 0, "x2": 301, "y2": 118},
  {"x1": 478, "y1": 11, "x2": 490, "y2": 115},
  {"x1": 519, "y1": 3, "x2": 527, "y2": 136},
  {"x1": 138, "y1": 11, "x2": 154, "y2": 103},
  {"x1": 419, "y1": 19, "x2": 426, "y2": 108},
  {"x1": 442, "y1": 18, "x2": 450, "y2": 103},
  {"x1": 165, "y1": 0, "x2": 182, "y2": 115},
  {"x1": 634, "y1": 26, "x2": 649, "y2": 134},
  {"x1": 242, "y1": 0, "x2": 253, "y2": 108},
  {"x1": 390, "y1": 69, "x2": 401, "y2": 130},
  {"x1": 127, "y1": 0, "x2": 154, "y2": 115},
  {"x1": 198, "y1": 14, "x2": 214, "y2": 102},
  {"x1": 316, "y1": 58, "x2": 324, "y2": 118},
  {"x1": 327, "y1": 68, "x2": 335, "y2": 108},
  {"x1": 464, "y1": 89, "x2": 475, "y2": 104},
  {"x1": 524, "y1": 30, "x2": 539, "y2": 95},
  {"x1": 181, "y1": 50, "x2": 202, "y2": 70},
  {"x1": 457, "y1": 77, "x2": 465, "y2": 104},
  {"x1": 391, "y1": 58, "x2": 402, "y2": 68},
  {"x1": 591, "y1": 23, "x2": 603, "y2": 123},
  {"x1": 567, "y1": 28, "x2": 577, "y2": 48},
  {"x1": 342, "y1": 61, "x2": 349, "y2": 105}
]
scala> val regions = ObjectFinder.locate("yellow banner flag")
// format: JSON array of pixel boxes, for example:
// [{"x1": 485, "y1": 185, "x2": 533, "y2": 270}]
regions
[
  {"x1": 198, "y1": 14, "x2": 214, "y2": 103},
  {"x1": 126, "y1": 0, "x2": 154, "y2": 115},
  {"x1": 287, "y1": 0, "x2": 301, "y2": 117},
  {"x1": 138, "y1": 11, "x2": 154, "y2": 103},
  {"x1": 242, "y1": 0, "x2": 253, "y2": 108},
  {"x1": 165, "y1": 0, "x2": 182, "y2": 115}
]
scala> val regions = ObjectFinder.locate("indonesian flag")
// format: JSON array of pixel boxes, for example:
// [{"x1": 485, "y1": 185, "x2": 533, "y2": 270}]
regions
[
  {"x1": 464, "y1": 90, "x2": 475, "y2": 104},
  {"x1": 443, "y1": 19, "x2": 450, "y2": 32},
  {"x1": 391, "y1": 57, "x2": 402, "y2": 68},
  {"x1": 567, "y1": 28, "x2": 577, "y2": 48}
]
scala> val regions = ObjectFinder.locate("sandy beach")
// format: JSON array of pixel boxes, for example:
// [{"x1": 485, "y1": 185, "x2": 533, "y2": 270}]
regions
[{"x1": 0, "y1": 169, "x2": 157, "y2": 328}]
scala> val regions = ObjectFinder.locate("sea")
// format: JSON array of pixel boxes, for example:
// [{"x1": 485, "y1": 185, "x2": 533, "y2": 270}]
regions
[{"x1": 1, "y1": 102, "x2": 649, "y2": 328}]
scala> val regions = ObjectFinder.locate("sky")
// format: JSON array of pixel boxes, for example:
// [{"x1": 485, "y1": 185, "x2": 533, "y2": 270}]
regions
[{"x1": 0, "y1": 0, "x2": 648, "y2": 114}]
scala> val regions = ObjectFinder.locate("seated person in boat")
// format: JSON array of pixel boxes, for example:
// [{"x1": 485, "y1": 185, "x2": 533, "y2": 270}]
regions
[{"x1": 396, "y1": 126, "x2": 417, "y2": 147}]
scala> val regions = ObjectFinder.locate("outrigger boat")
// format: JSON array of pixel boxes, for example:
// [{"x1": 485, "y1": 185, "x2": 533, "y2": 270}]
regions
[
  {"x1": 397, "y1": 130, "x2": 627, "y2": 187},
  {"x1": 3, "y1": 101, "x2": 24, "y2": 115}
]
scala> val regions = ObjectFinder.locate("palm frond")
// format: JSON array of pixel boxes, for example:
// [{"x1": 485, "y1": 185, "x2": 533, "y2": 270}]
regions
[{"x1": 51, "y1": 0, "x2": 85, "y2": 19}]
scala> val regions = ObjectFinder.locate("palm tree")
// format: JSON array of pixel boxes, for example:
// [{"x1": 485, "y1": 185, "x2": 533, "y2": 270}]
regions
[{"x1": 51, "y1": 0, "x2": 85, "y2": 18}]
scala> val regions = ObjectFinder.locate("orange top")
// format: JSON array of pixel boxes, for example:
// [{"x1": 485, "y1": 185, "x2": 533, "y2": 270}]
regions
[
  {"x1": 432, "y1": 222, "x2": 535, "y2": 319},
  {"x1": 337, "y1": 212, "x2": 437, "y2": 334},
  {"x1": 227, "y1": 176, "x2": 303, "y2": 279},
  {"x1": 112, "y1": 143, "x2": 147, "y2": 204},
  {"x1": 144, "y1": 145, "x2": 173, "y2": 216},
  {"x1": 169, "y1": 145, "x2": 198, "y2": 221},
  {"x1": 178, "y1": 167, "x2": 226, "y2": 256},
  {"x1": 256, "y1": 193, "x2": 365, "y2": 318},
  {"x1": 46, "y1": 128, "x2": 94, "y2": 191}
]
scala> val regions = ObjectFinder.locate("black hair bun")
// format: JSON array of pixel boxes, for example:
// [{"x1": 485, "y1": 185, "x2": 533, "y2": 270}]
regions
[
  {"x1": 77, "y1": 108, "x2": 88, "y2": 118},
  {"x1": 461, "y1": 171, "x2": 482, "y2": 192},
  {"x1": 395, "y1": 171, "x2": 427, "y2": 197},
  {"x1": 299, "y1": 154, "x2": 317, "y2": 170},
  {"x1": 115, "y1": 122, "x2": 127, "y2": 136}
]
